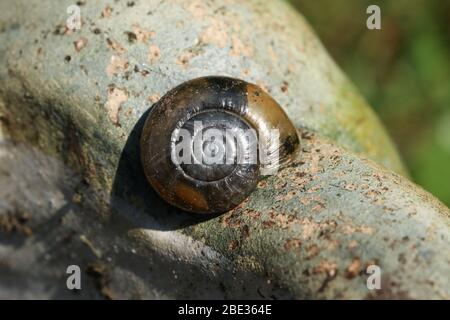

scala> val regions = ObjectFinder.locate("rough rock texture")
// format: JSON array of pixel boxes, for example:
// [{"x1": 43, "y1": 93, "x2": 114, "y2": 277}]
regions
[{"x1": 0, "y1": 0, "x2": 449, "y2": 299}]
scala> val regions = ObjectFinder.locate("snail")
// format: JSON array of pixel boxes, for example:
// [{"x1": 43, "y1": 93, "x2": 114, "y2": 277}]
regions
[{"x1": 140, "y1": 76, "x2": 300, "y2": 214}]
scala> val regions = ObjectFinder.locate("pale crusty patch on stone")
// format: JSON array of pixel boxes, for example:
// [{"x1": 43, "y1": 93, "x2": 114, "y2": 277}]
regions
[
  {"x1": 281, "y1": 81, "x2": 289, "y2": 93},
  {"x1": 101, "y1": 5, "x2": 113, "y2": 18},
  {"x1": 267, "y1": 45, "x2": 278, "y2": 64},
  {"x1": 313, "y1": 260, "x2": 337, "y2": 277},
  {"x1": 344, "y1": 183, "x2": 358, "y2": 191},
  {"x1": 348, "y1": 240, "x2": 359, "y2": 249},
  {"x1": 230, "y1": 35, "x2": 252, "y2": 57},
  {"x1": 345, "y1": 258, "x2": 361, "y2": 279},
  {"x1": 200, "y1": 20, "x2": 228, "y2": 48},
  {"x1": 186, "y1": 0, "x2": 207, "y2": 19},
  {"x1": 177, "y1": 50, "x2": 196, "y2": 67},
  {"x1": 234, "y1": 255, "x2": 264, "y2": 274},
  {"x1": 242, "y1": 208, "x2": 261, "y2": 219},
  {"x1": 106, "y1": 55, "x2": 129, "y2": 77},
  {"x1": 284, "y1": 239, "x2": 302, "y2": 250},
  {"x1": 106, "y1": 38, "x2": 126, "y2": 55},
  {"x1": 327, "y1": 239, "x2": 340, "y2": 251},
  {"x1": 342, "y1": 224, "x2": 374, "y2": 235},
  {"x1": 74, "y1": 37, "x2": 88, "y2": 52},
  {"x1": 306, "y1": 244, "x2": 320, "y2": 259},
  {"x1": 228, "y1": 239, "x2": 239, "y2": 251},
  {"x1": 106, "y1": 87, "x2": 128, "y2": 126},
  {"x1": 255, "y1": 81, "x2": 269, "y2": 94},
  {"x1": 148, "y1": 45, "x2": 161, "y2": 64},
  {"x1": 132, "y1": 24, "x2": 156, "y2": 43},
  {"x1": 264, "y1": 210, "x2": 338, "y2": 241},
  {"x1": 148, "y1": 94, "x2": 161, "y2": 104}
]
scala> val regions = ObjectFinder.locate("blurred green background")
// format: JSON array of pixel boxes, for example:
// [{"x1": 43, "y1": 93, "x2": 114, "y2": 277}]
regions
[{"x1": 289, "y1": 0, "x2": 450, "y2": 206}]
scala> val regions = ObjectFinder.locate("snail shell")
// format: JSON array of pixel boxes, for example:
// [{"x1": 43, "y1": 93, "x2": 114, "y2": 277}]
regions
[{"x1": 140, "y1": 76, "x2": 300, "y2": 214}]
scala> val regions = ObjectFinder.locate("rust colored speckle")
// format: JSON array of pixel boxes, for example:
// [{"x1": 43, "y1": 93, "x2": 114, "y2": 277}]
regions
[
  {"x1": 257, "y1": 180, "x2": 267, "y2": 188},
  {"x1": 230, "y1": 35, "x2": 252, "y2": 57},
  {"x1": 222, "y1": 213, "x2": 240, "y2": 228},
  {"x1": 0, "y1": 209, "x2": 33, "y2": 237},
  {"x1": 105, "y1": 86, "x2": 128, "y2": 126},
  {"x1": 283, "y1": 190, "x2": 297, "y2": 201},
  {"x1": 262, "y1": 220, "x2": 275, "y2": 229},
  {"x1": 345, "y1": 258, "x2": 361, "y2": 279},
  {"x1": 240, "y1": 68, "x2": 251, "y2": 77},
  {"x1": 106, "y1": 55, "x2": 129, "y2": 77},
  {"x1": 200, "y1": 20, "x2": 228, "y2": 48},
  {"x1": 255, "y1": 81, "x2": 269, "y2": 94},
  {"x1": 306, "y1": 244, "x2": 320, "y2": 259},
  {"x1": 313, "y1": 260, "x2": 337, "y2": 277},
  {"x1": 101, "y1": 5, "x2": 113, "y2": 18},
  {"x1": 148, "y1": 45, "x2": 161, "y2": 64},
  {"x1": 284, "y1": 239, "x2": 302, "y2": 250},
  {"x1": 342, "y1": 224, "x2": 374, "y2": 235},
  {"x1": 86, "y1": 261, "x2": 116, "y2": 299},
  {"x1": 132, "y1": 24, "x2": 155, "y2": 43},
  {"x1": 228, "y1": 240, "x2": 239, "y2": 251},
  {"x1": 74, "y1": 37, "x2": 88, "y2": 52},
  {"x1": 269, "y1": 211, "x2": 295, "y2": 229},
  {"x1": 242, "y1": 209, "x2": 261, "y2": 219}
]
